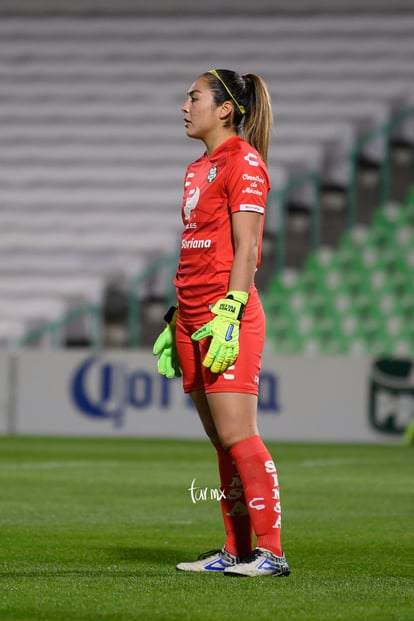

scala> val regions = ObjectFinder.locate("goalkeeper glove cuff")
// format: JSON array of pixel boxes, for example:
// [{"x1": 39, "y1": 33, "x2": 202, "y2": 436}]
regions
[
  {"x1": 211, "y1": 290, "x2": 248, "y2": 322},
  {"x1": 163, "y1": 305, "x2": 178, "y2": 324}
]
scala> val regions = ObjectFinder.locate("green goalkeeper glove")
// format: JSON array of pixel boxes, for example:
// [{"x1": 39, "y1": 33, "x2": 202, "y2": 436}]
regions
[
  {"x1": 191, "y1": 291, "x2": 248, "y2": 374},
  {"x1": 153, "y1": 306, "x2": 182, "y2": 379}
]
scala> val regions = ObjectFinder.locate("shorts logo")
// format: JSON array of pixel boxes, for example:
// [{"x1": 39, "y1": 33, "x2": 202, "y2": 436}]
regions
[{"x1": 207, "y1": 166, "x2": 218, "y2": 183}]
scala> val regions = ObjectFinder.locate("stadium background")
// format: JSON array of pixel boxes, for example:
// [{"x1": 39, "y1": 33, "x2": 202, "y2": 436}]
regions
[
  {"x1": 1, "y1": 5, "x2": 413, "y2": 621},
  {"x1": 0, "y1": 0, "x2": 414, "y2": 441}
]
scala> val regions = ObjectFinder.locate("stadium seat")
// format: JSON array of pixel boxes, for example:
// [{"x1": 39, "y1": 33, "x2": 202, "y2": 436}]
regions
[
  {"x1": 1, "y1": 14, "x2": 414, "y2": 344},
  {"x1": 266, "y1": 187, "x2": 414, "y2": 354}
]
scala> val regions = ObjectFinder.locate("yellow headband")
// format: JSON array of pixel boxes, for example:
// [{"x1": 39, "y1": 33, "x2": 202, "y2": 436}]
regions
[{"x1": 209, "y1": 69, "x2": 246, "y2": 116}]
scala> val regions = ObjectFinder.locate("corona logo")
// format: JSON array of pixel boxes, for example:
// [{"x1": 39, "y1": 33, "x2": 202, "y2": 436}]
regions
[{"x1": 70, "y1": 356, "x2": 279, "y2": 427}]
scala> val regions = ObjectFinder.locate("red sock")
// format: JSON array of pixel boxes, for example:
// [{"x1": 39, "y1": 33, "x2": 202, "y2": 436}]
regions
[
  {"x1": 229, "y1": 435, "x2": 283, "y2": 557},
  {"x1": 215, "y1": 444, "x2": 252, "y2": 558}
]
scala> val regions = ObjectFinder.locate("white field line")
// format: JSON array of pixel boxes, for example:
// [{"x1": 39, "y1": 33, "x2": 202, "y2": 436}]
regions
[{"x1": 0, "y1": 460, "x2": 119, "y2": 471}]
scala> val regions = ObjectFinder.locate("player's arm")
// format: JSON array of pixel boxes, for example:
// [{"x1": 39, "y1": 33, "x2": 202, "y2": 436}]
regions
[
  {"x1": 191, "y1": 210, "x2": 263, "y2": 373},
  {"x1": 228, "y1": 210, "x2": 262, "y2": 293}
]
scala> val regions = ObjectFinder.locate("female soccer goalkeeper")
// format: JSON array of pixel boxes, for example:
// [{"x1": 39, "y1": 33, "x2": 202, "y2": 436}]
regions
[{"x1": 153, "y1": 68, "x2": 289, "y2": 578}]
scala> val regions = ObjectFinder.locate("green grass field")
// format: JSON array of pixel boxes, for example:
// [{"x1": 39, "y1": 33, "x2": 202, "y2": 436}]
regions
[{"x1": 0, "y1": 437, "x2": 413, "y2": 621}]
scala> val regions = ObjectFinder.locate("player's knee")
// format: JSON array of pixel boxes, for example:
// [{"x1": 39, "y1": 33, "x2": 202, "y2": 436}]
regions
[
  {"x1": 217, "y1": 431, "x2": 242, "y2": 451},
  {"x1": 218, "y1": 428, "x2": 259, "y2": 450}
]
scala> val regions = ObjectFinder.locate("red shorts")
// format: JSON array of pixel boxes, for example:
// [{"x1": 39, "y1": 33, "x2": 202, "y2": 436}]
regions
[{"x1": 175, "y1": 288, "x2": 265, "y2": 395}]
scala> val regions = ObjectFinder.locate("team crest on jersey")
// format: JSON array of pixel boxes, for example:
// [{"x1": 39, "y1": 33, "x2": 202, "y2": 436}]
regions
[{"x1": 207, "y1": 166, "x2": 218, "y2": 183}]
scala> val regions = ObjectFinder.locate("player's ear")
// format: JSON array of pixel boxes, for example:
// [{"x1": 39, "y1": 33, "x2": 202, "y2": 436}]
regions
[{"x1": 218, "y1": 101, "x2": 233, "y2": 120}]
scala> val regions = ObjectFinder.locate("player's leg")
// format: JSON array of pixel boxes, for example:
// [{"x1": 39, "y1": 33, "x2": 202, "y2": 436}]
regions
[
  {"x1": 174, "y1": 322, "x2": 251, "y2": 571},
  {"x1": 176, "y1": 389, "x2": 252, "y2": 571},
  {"x1": 206, "y1": 391, "x2": 289, "y2": 577},
  {"x1": 191, "y1": 389, "x2": 252, "y2": 558}
]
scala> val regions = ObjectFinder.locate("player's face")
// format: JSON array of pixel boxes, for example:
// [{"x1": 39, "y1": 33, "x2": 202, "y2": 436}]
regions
[{"x1": 181, "y1": 76, "x2": 220, "y2": 141}]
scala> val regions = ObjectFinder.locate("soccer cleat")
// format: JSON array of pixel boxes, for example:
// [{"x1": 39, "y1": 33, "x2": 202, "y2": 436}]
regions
[
  {"x1": 223, "y1": 547, "x2": 290, "y2": 577},
  {"x1": 176, "y1": 547, "x2": 239, "y2": 572}
]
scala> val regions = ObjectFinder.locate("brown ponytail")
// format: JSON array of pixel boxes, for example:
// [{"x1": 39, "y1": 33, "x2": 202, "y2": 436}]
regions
[
  {"x1": 204, "y1": 69, "x2": 273, "y2": 165},
  {"x1": 241, "y1": 73, "x2": 273, "y2": 165}
]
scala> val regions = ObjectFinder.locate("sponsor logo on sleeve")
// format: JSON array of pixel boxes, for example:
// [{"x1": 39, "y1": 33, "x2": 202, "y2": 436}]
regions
[
  {"x1": 240, "y1": 203, "x2": 265, "y2": 214},
  {"x1": 241, "y1": 172, "x2": 265, "y2": 200},
  {"x1": 244, "y1": 153, "x2": 259, "y2": 167}
]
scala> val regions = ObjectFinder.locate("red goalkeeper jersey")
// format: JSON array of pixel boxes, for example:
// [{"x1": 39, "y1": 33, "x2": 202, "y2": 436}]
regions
[{"x1": 174, "y1": 136, "x2": 270, "y2": 313}]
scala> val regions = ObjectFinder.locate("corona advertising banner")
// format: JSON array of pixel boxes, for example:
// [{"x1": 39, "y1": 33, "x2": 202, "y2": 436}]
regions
[
  {"x1": 9, "y1": 350, "x2": 411, "y2": 442},
  {"x1": 368, "y1": 357, "x2": 414, "y2": 436}
]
